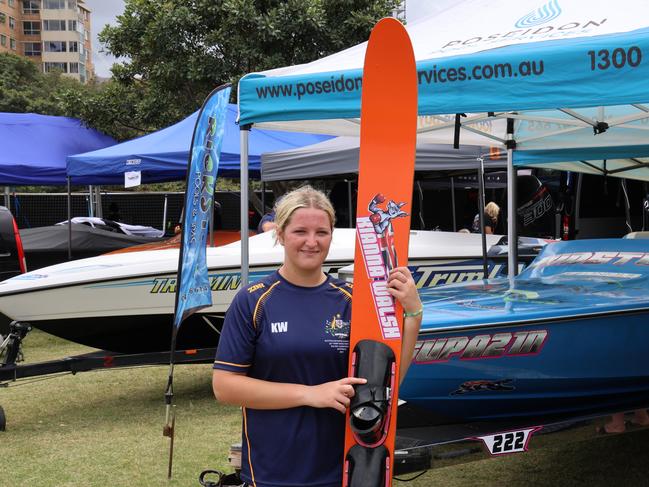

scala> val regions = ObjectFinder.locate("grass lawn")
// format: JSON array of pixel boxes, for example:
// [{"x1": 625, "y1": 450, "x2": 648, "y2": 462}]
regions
[{"x1": 1, "y1": 330, "x2": 648, "y2": 486}]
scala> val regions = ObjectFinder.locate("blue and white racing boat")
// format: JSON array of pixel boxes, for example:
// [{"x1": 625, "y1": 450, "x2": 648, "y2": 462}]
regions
[{"x1": 401, "y1": 238, "x2": 649, "y2": 425}]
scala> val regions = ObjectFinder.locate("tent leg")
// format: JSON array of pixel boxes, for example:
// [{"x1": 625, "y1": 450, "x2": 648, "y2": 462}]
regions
[
  {"x1": 347, "y1": 180, "x2": 353, "y2": 228},
  {"x1": 575, "y1": 173, "x2": 583, "y2": 238},
  {"x1": 478, "y1": 159, "x2": 488, "y2": 279},
  {"x1": 417, "y1": 180, "x2": 425, "y2": 229},
  {"x1": 95, "y1": 186, "x2": 102, "y2": 218},
  {"x1": 451, "y1": 177, "x2": 456, "y2": 232},
  {"x1": 506, "y1": 118, "x2": 517, "y2": 279},
  {"x1": 240, "y1": 126, "x2": 251, "y2": 287},
  {"x1": 261, "y1": 181, "x2": 266, "y2": 214},
  {"x1": 162, "y1": 194, "x2": 168, "y2": 233},
  {"x1": 88, "y1": 185, "x2": 94, "y2": 217},
  {"x1": 67, "y1": 177, "x2": 72, "y2": 261}
]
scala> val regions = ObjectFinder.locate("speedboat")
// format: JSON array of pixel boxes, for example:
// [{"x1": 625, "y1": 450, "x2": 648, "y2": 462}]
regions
[
  {"x1": 0, "y1": 229, "x2": 517, "y2": 353},
  {"x1": 20, "y1": 220, "x2": 165, "y2": 271},
  {"x1": 399, "y1": 238, "x2": 649, "y2": 431}
]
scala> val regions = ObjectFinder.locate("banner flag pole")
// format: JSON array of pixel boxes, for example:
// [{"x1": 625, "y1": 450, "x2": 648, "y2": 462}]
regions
[{"x1": 163, "y1": 84, "x2": 232, "y2": 479}]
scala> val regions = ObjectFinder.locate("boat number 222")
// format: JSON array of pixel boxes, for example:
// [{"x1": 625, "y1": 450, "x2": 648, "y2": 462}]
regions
[{"x1": 492, "y1": 431, "x2": 525, "y2": 453}]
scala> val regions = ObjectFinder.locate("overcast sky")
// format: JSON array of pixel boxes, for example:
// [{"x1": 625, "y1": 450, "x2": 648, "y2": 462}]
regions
[
  {"x1": 84, "y1": 0, "x2": 125, "y2": 78},
  {"x1": 83, "y1": 0, "x2": 440, "y2": 78}
]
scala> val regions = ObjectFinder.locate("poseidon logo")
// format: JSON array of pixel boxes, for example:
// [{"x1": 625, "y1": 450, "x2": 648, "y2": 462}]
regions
[{"x1": 515, "y1": 0, "x2": 562, "y2": 28}]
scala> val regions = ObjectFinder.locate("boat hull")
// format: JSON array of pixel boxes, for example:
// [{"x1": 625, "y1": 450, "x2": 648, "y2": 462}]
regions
[
  {"x1": 0, "y1": 230, "x2": 522, "y2": 352},
  {"x1": 400, "y1": 238, "x2": 649, "y2": 424},
  {"x1": 401, "y1": 309, "x2": 649, "y2": 423},
  {"x1": 3, "y1": 257, "x2": 506, "y2": 352},
  {"x1": 31, "y1": 312, "x2": 222, "y2": 353}
]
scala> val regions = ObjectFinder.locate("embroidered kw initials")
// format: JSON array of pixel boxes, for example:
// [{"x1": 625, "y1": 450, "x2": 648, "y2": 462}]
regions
[{"x1": 271, "y1": 321, "x2": 288, "y2": 333}]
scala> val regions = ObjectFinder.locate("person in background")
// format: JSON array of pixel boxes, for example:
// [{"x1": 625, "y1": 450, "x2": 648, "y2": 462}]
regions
[
  {"x1": 257, "y1": 210, "x2": 276, "y2": 233},
  {"x1": 472, "y1": 201, "x2": 500, "y2": 234},
  {"x1": 598, "y1": 409, "x2": 649, "y2": 434},
  {"x1": 212, "y1": 185, "x2": 422, "y2": 487},
  {"x1": 107, "y1": 202, "x2": 122, "y2": 222}
]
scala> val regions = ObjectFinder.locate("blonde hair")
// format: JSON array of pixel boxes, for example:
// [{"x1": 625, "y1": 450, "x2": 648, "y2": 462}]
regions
[
  {"x1": 274, "y1": 185, "x2": 336, "y2": 242},
  {"x1": 485, "y1": 202, "x2": 500, "y2": 221}
]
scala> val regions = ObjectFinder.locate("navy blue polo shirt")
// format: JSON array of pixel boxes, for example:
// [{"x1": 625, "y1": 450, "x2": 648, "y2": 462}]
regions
[{"x1": 214, "y1": 271, "x2": 353, "y2": 487}]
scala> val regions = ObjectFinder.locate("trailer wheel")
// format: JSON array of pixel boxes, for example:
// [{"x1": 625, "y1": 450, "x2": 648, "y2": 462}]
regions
[{"x1": 0, "y1": 405, "x2": 5, "y2": 431}]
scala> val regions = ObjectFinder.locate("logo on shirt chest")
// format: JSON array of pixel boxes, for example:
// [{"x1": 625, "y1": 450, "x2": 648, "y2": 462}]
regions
[
  {"x1": 324, "y1": 313, "x2": 350, "y2": 354},
  {"x1": 271, "y1": 321, "x2": 288, "y2": 333},
  {"x1": 325, "y1": 314, "x2": 350, "y2": 339}
]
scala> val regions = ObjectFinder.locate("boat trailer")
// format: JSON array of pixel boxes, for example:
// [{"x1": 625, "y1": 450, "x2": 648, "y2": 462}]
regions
[
  {"x1": 2, "y1": 322, "x2": 649, "y2": 482},
  {"x1": 0, "y1": 321, "x2": 217, "y2": 431}
]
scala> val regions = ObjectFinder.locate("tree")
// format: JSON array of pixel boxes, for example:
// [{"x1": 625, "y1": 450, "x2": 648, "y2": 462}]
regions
[
  {"x1": 0, "y1": 53, "x2": 83, "y2": 115},
  {"x1": 0, "y1": 53, "x2": 139, "y2": 141},
  {"x1": 93, "y1": 0, "x2": 401, "y2": 128},
  {"x1": 57, "y1": 78, "x2": 173, "y2": 141}
]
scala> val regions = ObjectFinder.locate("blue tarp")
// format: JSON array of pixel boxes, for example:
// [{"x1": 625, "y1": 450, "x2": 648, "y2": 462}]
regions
[
  {"x1": 0, "y1": 113, "x2": 116, "y2": 185},
  {"x1": 67, "y1": 104, "x2": 330, "y2": 184}
]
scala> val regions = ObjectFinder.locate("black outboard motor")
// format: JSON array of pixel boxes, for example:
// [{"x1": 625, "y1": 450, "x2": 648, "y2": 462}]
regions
[
  {"x1": 516, "y1": 175, "x2": 555, "y2": 238},
  {"x1": 0, "y1": 321, "x2": 31, "y2": 367}
]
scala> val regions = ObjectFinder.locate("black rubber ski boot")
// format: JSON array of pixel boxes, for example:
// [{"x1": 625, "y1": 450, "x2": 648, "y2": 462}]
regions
[
  {"x1": 344, "y1": 444, "x2": 390, "y2": 487},
  {"x1": 349, "y1": 339, "x2": 396, "y2": 447}
]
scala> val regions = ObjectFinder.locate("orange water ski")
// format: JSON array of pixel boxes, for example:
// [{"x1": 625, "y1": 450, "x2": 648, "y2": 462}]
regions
[{"x1": 342, "y1": 17, "x2": 417, "y2": 487}]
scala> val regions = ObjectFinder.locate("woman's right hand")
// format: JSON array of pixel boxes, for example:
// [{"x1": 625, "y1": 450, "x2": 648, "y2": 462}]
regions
[{"x1": 305, "y1": 377, "x2": 367, "y2": 414}]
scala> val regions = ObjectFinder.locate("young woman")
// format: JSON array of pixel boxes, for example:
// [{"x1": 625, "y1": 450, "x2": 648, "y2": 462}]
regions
[{"x1": 212, "y1": 185, "x2": 422, "y2": 487}]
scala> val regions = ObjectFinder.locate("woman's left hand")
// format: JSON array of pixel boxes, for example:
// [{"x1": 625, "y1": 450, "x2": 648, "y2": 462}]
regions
[{"x1": 386, "y1": 267, "x2": 422, "y2": 315}]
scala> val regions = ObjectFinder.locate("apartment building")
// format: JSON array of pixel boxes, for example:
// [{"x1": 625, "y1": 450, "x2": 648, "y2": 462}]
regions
[{"x1": 0, "y1": 0, "x2": 93, "y2": 83}]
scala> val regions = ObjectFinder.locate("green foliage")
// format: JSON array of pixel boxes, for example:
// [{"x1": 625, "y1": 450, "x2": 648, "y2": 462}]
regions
[
  {"x1": 0, "y1": 53, "x2": 83, "y2": 115},
  {"x1": 0, "y1": 53, "x2": 138, "y2": 141},
  {"x1": 2, "y1": 2, "x2": 401, "y2": 145},
  {"x1": 91, "y1": 0, "x2": 401, "y2": 131},
  {"x1": 56, "y1": 78, "x2": 172, "y2": 141}
]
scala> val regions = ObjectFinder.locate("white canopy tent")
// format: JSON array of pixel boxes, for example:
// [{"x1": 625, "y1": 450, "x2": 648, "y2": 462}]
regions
[
  {"x1": 237, "y1": 0, "x2": 649, "y2": 282},
  {"x1": 261, "y1": 137, "x2": 505, "y2": 181}
]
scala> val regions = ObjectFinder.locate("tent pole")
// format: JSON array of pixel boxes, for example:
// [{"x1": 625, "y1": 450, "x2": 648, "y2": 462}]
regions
[
  {"x1": 88, "y1": 185, "x2": 94, "y2": 217},
  {"x1": 95, "y1": 186, "x2": 102, "y2": 218},
  {"x1": 506, "y1": 118, "x2": 518, "y2": 279},
  {"x1": 162, "y1": 194, "x2": 168, "y2": 233},
  {"x1": 575, "y1": 173, "x2": 583, "y2": 238},
  {"x1": 67, "y1": 177, "x2": 72, "y2": 261},
  {"x1": 417, "y1": 180, "x2": 425, "y2": 229},
  {"x1": 240, "y1": 125, "x2": 251, "y2": 286},
  {"x1": 477, "y1": 159, "x2": 488, "y2": 278},
  {"x1": 261, "y1": 181, "x2": 266, "y2": 214},
  {"x1": 347, "y1": 180, "x2": 353, "y2": 227},
  {"x1": 450, "y1": 177, "x2": 456, "y2": 232}
]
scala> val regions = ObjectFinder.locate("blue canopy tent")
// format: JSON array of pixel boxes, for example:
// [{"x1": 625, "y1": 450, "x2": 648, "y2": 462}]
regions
[
  {"x1": 66, "y1": 104, "x2": 330, "y2": 184},
  {"x1": 0, "y1": 113, "x2": 116, "y2": 185},
  {"x1": 236, "y1": 0, "x2": 649, "y2": 282}
]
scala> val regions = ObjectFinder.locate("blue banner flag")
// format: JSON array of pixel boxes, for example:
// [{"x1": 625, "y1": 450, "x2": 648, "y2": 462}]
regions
[{"x1": 173, "y1": 85, "x2": 231, "y2": 329}]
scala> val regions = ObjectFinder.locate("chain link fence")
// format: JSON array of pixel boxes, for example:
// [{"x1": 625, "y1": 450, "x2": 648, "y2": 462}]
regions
[{"x1": 7, "y1": 191, "x2": 267, "y2": 232}]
